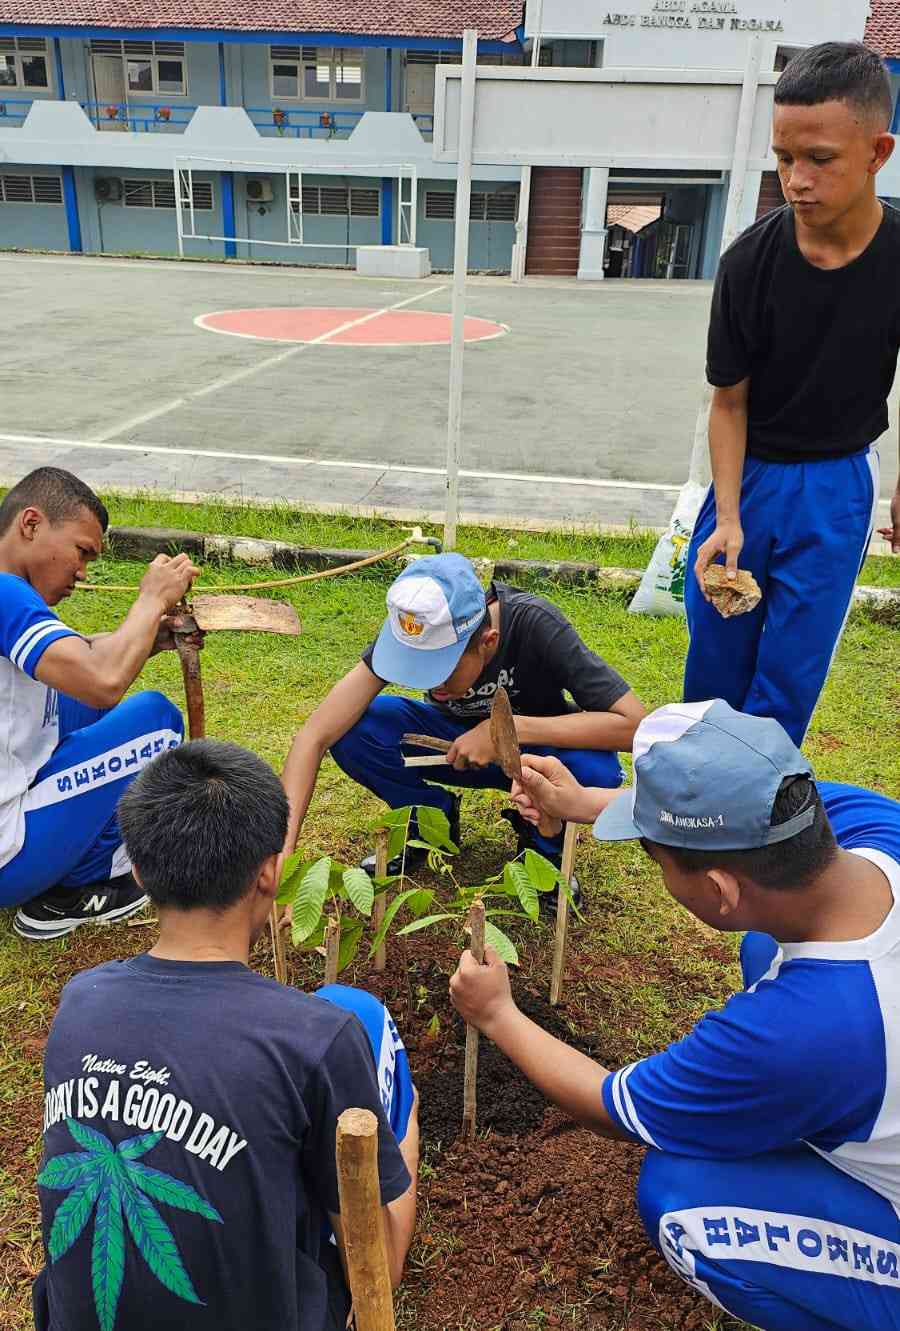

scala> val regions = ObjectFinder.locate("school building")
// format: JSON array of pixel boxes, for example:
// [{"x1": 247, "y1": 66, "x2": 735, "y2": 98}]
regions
[{"x1": 0, "y1": 0, "x2": 893, "y2": 278}]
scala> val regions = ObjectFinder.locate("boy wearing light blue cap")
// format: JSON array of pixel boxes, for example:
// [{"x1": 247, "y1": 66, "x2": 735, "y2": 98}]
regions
[
  {"x1": 451, "y1": 700, "x2": 900, "y2": 1331},
  {"x1": 282, "y1": 553, "x2": 645, "y2": 885}
]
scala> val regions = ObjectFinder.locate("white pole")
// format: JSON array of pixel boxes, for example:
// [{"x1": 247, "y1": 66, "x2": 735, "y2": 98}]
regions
[
  {"x1": 174, "y1": 162, "x2": 184, "y2": 258},
  {"x1": 685, "y1": 34, "x2": 763, "y2": 486},
  {"x1": 443, "y1": 28, "x2": 478, "y2": 552}
]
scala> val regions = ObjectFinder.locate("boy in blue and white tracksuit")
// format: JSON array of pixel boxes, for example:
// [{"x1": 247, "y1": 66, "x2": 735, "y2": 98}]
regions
[
  {"x1": 452, "y1": 700, "x2": 900, "y2": 1331},
  {"x1": 0, "y1": 467, "x2": 198, "y2": 939}
]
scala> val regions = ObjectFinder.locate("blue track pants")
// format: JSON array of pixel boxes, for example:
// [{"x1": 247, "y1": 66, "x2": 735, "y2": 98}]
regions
[
  {"x1": 683, "y1": 447, "x2": 880, "y2": 745},
  {"x1": 637, "y1": 930, "x2": 900, "y2": 1330},
  {"x1": 0, "y1": 690, "x2": 183, "y2": 907},
  {"x1": 330, "y1": 695, "x2": 624, "y2": 858}
]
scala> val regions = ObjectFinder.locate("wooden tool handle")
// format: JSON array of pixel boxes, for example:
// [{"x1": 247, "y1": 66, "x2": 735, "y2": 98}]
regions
[
  {"x1": 403, "y1": 755, "x2": 451, "y2": 768},
  {"x1": 324, "y1": 917, "x2": 340, "y2": 987},
  {"x1": 461, "y1": 900, "x2": 486, "y2": 1139},
  {"x1": 402, "y1": 733, "x2": 454, "y2": 753},
  {"x1": 174, "y1": 637, "x2": 205, "y2": 741},
  {"x1": 336, "y1": 1109, "x2": 396, "y2": 1331}
]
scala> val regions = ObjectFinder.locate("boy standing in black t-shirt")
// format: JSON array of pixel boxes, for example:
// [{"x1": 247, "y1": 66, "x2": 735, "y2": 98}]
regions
[
  {"x1": 34, "y1": 741, "x2": 418, "y2": 1331},
  {"x1": 281, "y1": 553, "x2": 645, "y2": 880},
  {"x1": 686, "y1": 42, "x2": 900, "y2": 746}
]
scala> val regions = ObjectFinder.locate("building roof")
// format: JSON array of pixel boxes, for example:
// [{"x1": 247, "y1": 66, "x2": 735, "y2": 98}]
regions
[
  {"x1": 0, "y1": 0, "x2": 523, "y2": 41},
  {"x1": 607, "y1": 203, "x2": 661, "y2": 234},
  {"x1": 865, "y1": 0, "x2": 900, "y2": 59}
]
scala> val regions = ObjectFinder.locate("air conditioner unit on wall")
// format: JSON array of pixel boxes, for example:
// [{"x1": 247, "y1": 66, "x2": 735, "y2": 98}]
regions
[
  {"x1": 246, "y1": 177, "x2": 274, "y2": 203},
  {"x1": 94, "y1": 177, "x2": 122, "y2": 202}
]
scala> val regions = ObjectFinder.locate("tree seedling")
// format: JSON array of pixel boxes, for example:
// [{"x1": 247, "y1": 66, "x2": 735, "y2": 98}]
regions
[{"x1": 549, "y1": 823, "x2": 579, "y2": 1007}]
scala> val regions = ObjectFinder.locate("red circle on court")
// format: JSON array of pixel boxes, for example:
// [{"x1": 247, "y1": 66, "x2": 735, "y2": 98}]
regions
[{"x1": 195, "y1": 306, "x2": 508, "y2": 347}]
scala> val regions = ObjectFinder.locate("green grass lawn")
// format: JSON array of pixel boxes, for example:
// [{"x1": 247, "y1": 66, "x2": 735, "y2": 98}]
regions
[{"x1": 0, "y1": 495, "x2": 897, "y2": 1328}]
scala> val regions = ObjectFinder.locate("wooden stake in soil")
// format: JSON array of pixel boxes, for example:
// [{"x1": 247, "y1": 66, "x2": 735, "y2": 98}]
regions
[
  {"x1": 336, "y1": 1108, "x2": 396, "y2": 1331},
  {"x1": 461, "y1": 899, "x2": 486, "y2": 1139},
  {"x1": 269, "y1": 905, "x2": 287, "y2": 985},
  {"x1": 373, "y1": 828, "x2": 389, "y2": 973},
  {"x1": 324, "y1": 916, "x2": 341, "y2": 987},
  {"x1": 550, "y1": 822, "x2": 578, "y2": 1007}
]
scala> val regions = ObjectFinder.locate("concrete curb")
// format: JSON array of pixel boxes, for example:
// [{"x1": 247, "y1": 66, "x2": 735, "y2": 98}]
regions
[{"x1": 106, "y1": 525, "x2": 899, "y2": 615}]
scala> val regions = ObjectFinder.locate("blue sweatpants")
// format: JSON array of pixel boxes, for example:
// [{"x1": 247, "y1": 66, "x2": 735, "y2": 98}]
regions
[
  {"x1": 637, "y1": 930, "x2": 900, "y2": 1331},
  {"x1": 683, "y1": 447, "x2": 879, "y2": 745},
  {"x1": 0, "y1": 690, "x2": 183, "y2": 908},
  {"x1": 330, "y1": 695, "x2": 624, "y2": 858}
]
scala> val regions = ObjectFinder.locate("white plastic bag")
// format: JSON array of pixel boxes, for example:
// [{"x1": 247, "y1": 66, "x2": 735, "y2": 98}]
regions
[{"x1": 629, "y1": 391, "x2": 712, "y2": 618}]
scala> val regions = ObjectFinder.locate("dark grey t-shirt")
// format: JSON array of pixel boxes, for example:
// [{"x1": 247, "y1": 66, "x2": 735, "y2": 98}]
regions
[
  {"x1": 363, "y1": 581, "x2": 630, "y2": 722},
  {"x1": 37, "y1": 956, "x2": 410, "y2": 1331}
]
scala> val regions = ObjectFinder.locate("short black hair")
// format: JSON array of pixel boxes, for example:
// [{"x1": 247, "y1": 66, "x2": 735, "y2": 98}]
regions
[
  {"x1": 643, "y1": 776, "x2": 838, "y2": 891},
  {"x1": 0, "y1": 467, "x2": 109, "y2": 537},
  {"x1": 118, "y1": 740, "x2": 288, "y2": 910},
  {"x1": 463, "y1": 608, "x2": 492, "y2": 653},
  {"x1": 775, "y1": 42, "x2": 892, "y2": 127}
]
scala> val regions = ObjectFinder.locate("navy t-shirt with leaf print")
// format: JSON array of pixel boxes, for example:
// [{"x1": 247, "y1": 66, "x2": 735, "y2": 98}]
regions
[{"x1": 35, "y1": 955, "x2": 410, "y2": 1331}]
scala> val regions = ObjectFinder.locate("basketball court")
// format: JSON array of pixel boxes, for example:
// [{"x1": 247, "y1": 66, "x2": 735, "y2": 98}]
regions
[{"x1": 0, "y1": 251, "x2": 894, "y2": 530}]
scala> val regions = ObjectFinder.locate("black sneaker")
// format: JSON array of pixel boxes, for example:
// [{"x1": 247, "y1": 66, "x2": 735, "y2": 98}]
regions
[
  {"x1": 13, "y1": 873, "x2": 149, "y2": 941},
  {"x1": 500, "y1": 807, "x2": 584, "y2": 914},
  {"x1": 361, "y1": 795, "x2": 462, "y2": 877}
]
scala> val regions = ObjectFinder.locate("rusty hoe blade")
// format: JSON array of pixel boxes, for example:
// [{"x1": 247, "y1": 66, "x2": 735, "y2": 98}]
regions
[{"x1": 490, "y1": 686, "x2": 522, "y2": 783}]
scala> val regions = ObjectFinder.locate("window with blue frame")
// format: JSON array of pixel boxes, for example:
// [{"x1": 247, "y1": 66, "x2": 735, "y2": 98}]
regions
[
  {"x1": 269, "y1": 46, "x2": 364, "y2": 101},
  {"x1": 0, "y1": 37, "x2": 50, "y2": 91},
  {"x1": 122, "y1": 178, "x2": 213, "y2": 209},
  {"x1": 290, "y1": 182, "x2": 379, "y2": 216},
  {"x1": 89, "y1": 40, "x2": 187, "y2": 97}
]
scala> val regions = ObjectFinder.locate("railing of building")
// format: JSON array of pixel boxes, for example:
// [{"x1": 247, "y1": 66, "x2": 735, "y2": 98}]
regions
[
  {"x1": 79, "y1": 100, "x2": 197, "y2": 131},
  {"x1": 0, "y1": 96, "x2": 33, "y2": 124}
]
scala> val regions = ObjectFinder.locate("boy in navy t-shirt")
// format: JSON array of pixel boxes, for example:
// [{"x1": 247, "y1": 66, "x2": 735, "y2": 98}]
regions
[
  {"x1": 34, "y1": 740, "x2": 418, "y2": 1331},
  {"x1": 453, "y1": 701, "x2": 900, "y2": 1331}
]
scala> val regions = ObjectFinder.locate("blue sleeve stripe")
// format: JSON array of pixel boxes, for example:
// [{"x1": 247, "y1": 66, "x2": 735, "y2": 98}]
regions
[
  {"x1": 13, "y1": 622, "x2": 76, "y2": 674},
  {"x1": 10, "y1": 619, "x2": 66, "y2": 669},
  {"x1": 617, "y1": 1064, "x2": 660, "y2": 1148},
  {"x1": 609, "y1": 1065, "x2": 642, "y2": 1137}
]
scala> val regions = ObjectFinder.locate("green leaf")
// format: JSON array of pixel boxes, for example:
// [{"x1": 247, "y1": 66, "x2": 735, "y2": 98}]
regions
[
  {"x1": 367, "y1": 887, "x2": 430, "y2": 958},
  {"x1": 121, "y1": 1179, "x2": 202, "y2": 1306},
  {"x1": 276, "y1": 856, "x2": 313, "y2": 906},
  {"x1": 296, "y1": 919, "x2": 326, "y2": 954},
  {"x1": 328, "y1": 862, "x2": 349, "y2": 898},
  {"x1": 416, "y1": 806, "x2": 459, "y2": 853},
  {"x1": 484, "y1": 920, "x2": 519, "y2": 966},
  {"x1": 368, "y1": 806, "x2": 414, "y2": 835},
  {"x1": 342, "y1": 866, "x2": 374, "y2": 917},
  {"x1": 49, "y1": 1172, "x2": 103, "y2": 1261},
  {"x1": 504, "y1": 861, "x2": 539, "y2": 921},
  {"x1": 116, "y1": 1131, "x2": 164, "y2": 1161},
  {"x1": 291, "y1": 857, "x2": 331, "y2": 945},
  {"x1": 524, "y1": 848, "x2": 563, "y2": 892},
  {"x1": 396, "y1": 913, "x2": 456, "y2": 936},
  {"x1": 126, "y1": 1161, "x2": 223, "y2": 1223},
  {"x1": 67, "y1": 1118, "x2": 115, "y2": 1157},
  {"x1": 92, "y1": 1174, "x2": 126, "y2": 1331},
  {"x1": 38, "y1": 1152, "x2": 97, "y2": 1191},
  {"x1": 406, "y1": 888, "x2": 435, "y2": 919},
  {"x1": 337, "y1": 920, "x2": 364, "y2": 973}
]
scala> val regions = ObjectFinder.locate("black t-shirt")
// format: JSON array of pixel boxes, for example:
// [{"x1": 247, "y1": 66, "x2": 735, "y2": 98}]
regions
[
  {"x1": 37, "y1": 956, "x2": 410, "y2": 1331},
  {"x1": 706, "y1": 203, "x2": 900, "y2": 462},
  {"x1": 363, "y1": 581, "x2": 630, "y2": 722}
]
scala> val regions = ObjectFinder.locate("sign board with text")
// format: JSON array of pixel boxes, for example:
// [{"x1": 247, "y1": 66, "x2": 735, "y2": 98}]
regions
[
  {"x1": 524, "y1": 0, "x2": 869, "y2": 68},
  {"x1": 433, "y1": 65, "x2": 776, "y2": 169}
]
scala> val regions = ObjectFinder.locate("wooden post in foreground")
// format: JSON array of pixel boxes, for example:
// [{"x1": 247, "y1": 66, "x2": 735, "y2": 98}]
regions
[
  {"x1": 550, "y1": 823, "x2": 578, "y2": 1007},
  {"x1": 324, "y1": 917, "x2": 340, "y2": 987},
  {"x1": 269, "y1": 905, "x2": 287, "y2": 985},
  {"x1": 373, "y1": 828, "x2": 389, "y2": 973},
  {"x1": 461, "y1": 899, "x2": 486, "y2": 1139},
  {"x1": 336, "y1": 1108, "x2": 396, "y2": 1331}
]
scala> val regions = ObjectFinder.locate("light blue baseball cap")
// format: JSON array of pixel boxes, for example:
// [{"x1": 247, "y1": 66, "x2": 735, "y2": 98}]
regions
[
  {"x1": 372, "y1": 553, "x2": 487, "y2": 690},
  {"x1": 593, "y1": 700, "x2": 815, "y2": 851}
]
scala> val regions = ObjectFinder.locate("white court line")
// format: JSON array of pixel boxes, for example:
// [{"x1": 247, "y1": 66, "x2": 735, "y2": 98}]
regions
[
  {"x1": 92, "y1": 284, "x2": 447, "y2": 442},
  {"x1": 193, "y1": 307, "x2": 509, "y2": 347},
  {"x1": 0, "y1": 431, "x2": 681, "y2": 493}
]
